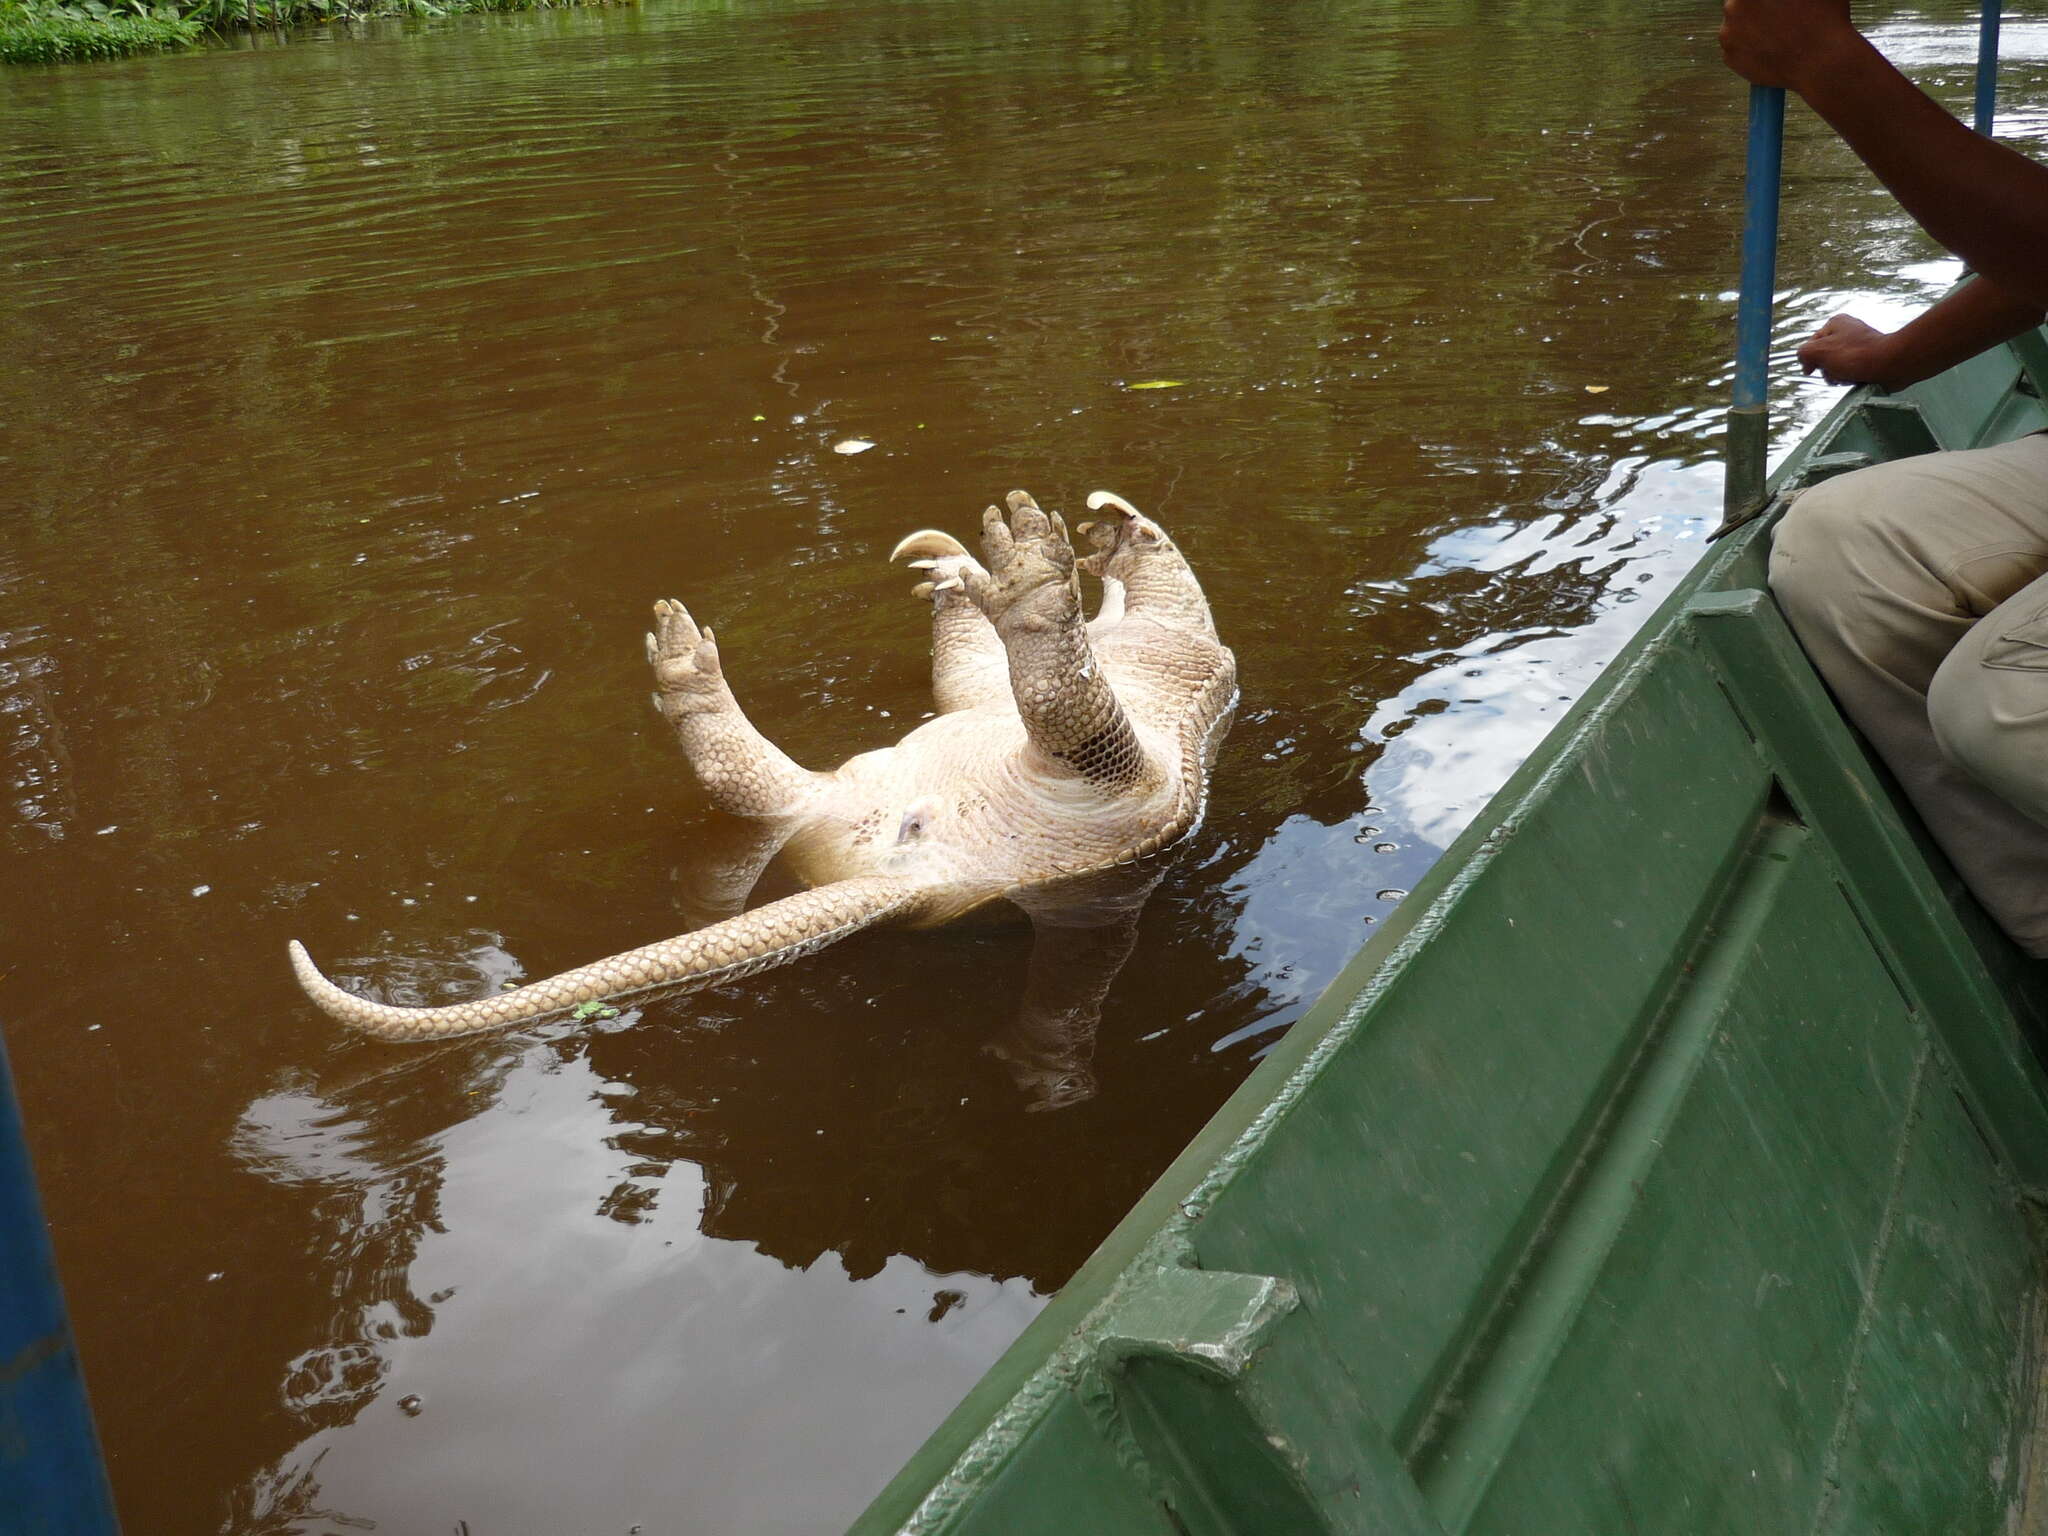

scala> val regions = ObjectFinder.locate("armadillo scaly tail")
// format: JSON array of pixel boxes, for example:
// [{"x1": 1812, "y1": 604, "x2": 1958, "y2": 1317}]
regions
[{"x1": 289, "y1": 875, "x2": 921, "y2": 1043}]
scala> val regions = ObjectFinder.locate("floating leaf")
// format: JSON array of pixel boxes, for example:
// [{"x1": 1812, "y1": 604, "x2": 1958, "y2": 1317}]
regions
[
  {"x1": 1125, "y1": 379, "x2": 1187, "y2": 391},
  {"x1": 751, "y1": 414, "x2": 766, "y2": 422},
  {"x1": 833, "y1": 439, "x2": 876, "y2": 455},
  {"x1": 571, "y1": 1001, "x2": 620, "y2": 1020},
  {"x1": 1583, "y1": 384, "x2": 1610, "y2": 394}
]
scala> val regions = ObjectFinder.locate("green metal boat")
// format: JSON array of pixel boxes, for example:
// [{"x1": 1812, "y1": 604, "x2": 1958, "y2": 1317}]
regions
[{"x1": 848, "y1": 320, "x2": 2048, "y2": 1532}]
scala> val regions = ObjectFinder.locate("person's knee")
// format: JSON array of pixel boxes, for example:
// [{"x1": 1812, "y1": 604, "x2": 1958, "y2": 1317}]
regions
[
  {"x1": 1930, "y1": 645, "x2": 2048, "y2": 831},
  {"x1": 1769, "y1": 475, "x2": 1874, "y2": 622},
  {"x1": 1768, "y1": 462, "x2": 1935, "y2": 620},
  {"x1": 1929, "y1": 661, "x2": 1993, "y2": 781}
]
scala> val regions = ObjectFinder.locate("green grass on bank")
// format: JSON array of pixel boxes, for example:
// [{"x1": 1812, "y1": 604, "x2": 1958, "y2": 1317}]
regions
[
  {"x1": 0, "y1": 0, "x2": 613, "y2": 64},
  {"x1": 1, "y1": 2, "x2": 199, "y2": 61}
]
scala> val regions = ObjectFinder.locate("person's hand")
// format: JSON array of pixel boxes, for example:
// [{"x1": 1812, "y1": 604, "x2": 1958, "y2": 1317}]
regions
[
  {"x1": 1720, "y1": 0, "x2": 1860, "y2": 92},
  {"x1": 1797, "y1": 313, "x2": 1905, "y2": 387}
]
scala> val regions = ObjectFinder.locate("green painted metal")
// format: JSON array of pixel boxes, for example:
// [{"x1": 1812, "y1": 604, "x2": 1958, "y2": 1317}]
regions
[{"x1": 851, "y1": 330, "x2": 2048, "y2": 1535}]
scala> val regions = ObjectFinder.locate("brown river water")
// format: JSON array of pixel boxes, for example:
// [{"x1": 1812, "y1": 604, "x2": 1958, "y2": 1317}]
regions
[{"x1": 4, "y1": 2, "x2": 2045, "y2": 1530}]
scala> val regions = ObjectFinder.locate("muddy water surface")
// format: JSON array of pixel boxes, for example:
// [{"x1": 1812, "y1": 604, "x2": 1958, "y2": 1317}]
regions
[{"x1": 4, "y1": 2, "x2": 2046, "y2": 1530}]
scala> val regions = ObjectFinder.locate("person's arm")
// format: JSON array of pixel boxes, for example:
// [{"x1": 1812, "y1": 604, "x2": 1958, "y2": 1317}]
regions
[
  {"x1": 1721, "y1": 0, "x2": 2048, "y2": 309},
  {"x1": 1799, "y1": 276, "x2": 2046, "y2": 388}
]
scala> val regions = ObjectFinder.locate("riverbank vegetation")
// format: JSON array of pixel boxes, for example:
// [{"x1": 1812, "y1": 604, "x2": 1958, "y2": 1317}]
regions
[
  {"x1": 0, "y1": 0, "x2": 612, "y2": 65},
  {"x1": 0, "y1": 2, "x2": 196, "y2": 61}
]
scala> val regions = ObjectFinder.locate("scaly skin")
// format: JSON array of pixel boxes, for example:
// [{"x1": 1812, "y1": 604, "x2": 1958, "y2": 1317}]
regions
[
  {"x1": 645, "y1": 601, "x2": 818, "y2": 817},
  {"x1": 288, "y1": 879, "x2": 919, "y2": 1042},
  {"x1": 290, "y1": 489, "x2": 1236, "y2": 1043},
  {"x1": 889, "y1": 528, "x2": 1008, "y2": 714}
]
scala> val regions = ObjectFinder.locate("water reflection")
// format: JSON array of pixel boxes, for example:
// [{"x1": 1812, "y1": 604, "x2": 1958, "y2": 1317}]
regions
[
  {"x1": 0, "y1": 617, "x2": 75, "y2": 849},
  {"x1": 228, "y1": 1015, "x2": 1048, "y2": 1532}
]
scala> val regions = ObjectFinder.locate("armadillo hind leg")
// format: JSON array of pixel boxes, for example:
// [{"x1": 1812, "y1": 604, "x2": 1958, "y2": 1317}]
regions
[
  {"x1": 972, "y1": 492, "x2": 1159, "y2": 794},
  {"x1": 890, "y1": 529, "x2": 1008, "y2": 713},
  {"x1": 645, "y1": 599, "x2": 820, "y2": 816},
  {"x1": 289, "y1": 875, "x2": 919, "y2": 1043},
  {"x1": 1078, "y1": 492, "x2": 1218, "y2": 639}
]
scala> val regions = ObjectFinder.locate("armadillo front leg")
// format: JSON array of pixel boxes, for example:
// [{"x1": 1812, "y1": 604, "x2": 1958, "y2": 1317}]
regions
[
  {"x1": 967, "y1": 492, "x2": 1159, "y2": 793},
  {"x1": 647, "y1": 600, "x2": 819, "y2": 817}
]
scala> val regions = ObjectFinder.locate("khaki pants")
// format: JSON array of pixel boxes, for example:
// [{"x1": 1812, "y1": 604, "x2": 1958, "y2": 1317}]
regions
[{"x1": 1768, "y1": 431, "x2": 2048, "y2": 957}]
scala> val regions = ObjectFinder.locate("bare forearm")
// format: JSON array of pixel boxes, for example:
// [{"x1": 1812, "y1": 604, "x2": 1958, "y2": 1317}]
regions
[
  {"x1": 1791, "y1": 30, "x2": 2048, "y2": 308},
  {"x1": 1877, "y1": 277, "x2": 2044, "y2": 385}
]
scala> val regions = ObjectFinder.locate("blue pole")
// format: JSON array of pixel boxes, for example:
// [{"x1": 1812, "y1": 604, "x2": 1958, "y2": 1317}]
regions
[
  {"x1": 0, "y1": 1027, "x2": 120, "y2": 1533},
  {"x1": 1975, "y1": 0, "x2": 2002, "y2": 135},
  {"x1": 1722, "y1": 84, "x2": 1785, "y2": 531}
]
